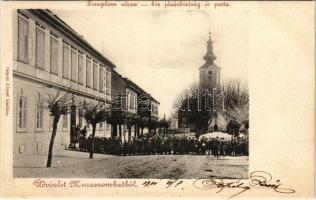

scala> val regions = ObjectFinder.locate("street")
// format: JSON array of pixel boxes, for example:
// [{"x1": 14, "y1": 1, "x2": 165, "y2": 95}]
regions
[{"x1": 14, "y1": 150, "x2": 248, "y2": 179}]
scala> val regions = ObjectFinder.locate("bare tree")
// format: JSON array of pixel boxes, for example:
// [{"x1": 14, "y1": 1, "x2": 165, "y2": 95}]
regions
[
  {"x1": 173, "y1": 82, "x2": 213, "y2": 135},
  {"x1": 169, "y1": 111, "x2": 178, "y2": 129},
  {"x1": 42, "y1": 87, "x2": 74, "y2": 168},
  {"x1": 80, "y1": 100, "x2": 109, "y2": 159},
  {"x1": 173, "y1": 79, "x2": 249, "y2": 136},
  {"x1": 220, "y1": 79, "x2": 249, "y2": 124},
  {"x1": 108, "y1": 94, "x2": 127, "y2": 138}
]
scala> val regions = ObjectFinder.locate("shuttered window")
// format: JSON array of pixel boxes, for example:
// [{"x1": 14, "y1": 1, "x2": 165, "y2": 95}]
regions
[
  {"x1": 18, "y1": 96, "x2": 27, "y2": 130},
  {"x1": 99, "y1": 67, "x2": 104, "y2": 92},
  {"x1": 71, "y1": 48, "x2": 77, "y2": 82},
  {"x1": 78, "y1": 53, "x2": 83, "y2": 85},
  {"x1": 18, "y1": 17, "x2": 29, "y2": 63},
  {"x1": 106, "y1": 70, "x2": 111, "y2": 95},
  {"x1": 35, "y1": 27, "x2": 45, "y2": 68},
  {"x1": 63, "y1": 44, "x2": 70, "y2": 79},
  {"x1": 36, "y1": 99, "x2": 43, "y2": 129},
  {"x1": 93, "y1": 62, "x2": 98, "y2": 90},
  {"x1": 86, "y1": 58, "x2": 92, "y2": 88},
  {"x1": 50, "y1": 36, "x2": 58, "y2": 75}
]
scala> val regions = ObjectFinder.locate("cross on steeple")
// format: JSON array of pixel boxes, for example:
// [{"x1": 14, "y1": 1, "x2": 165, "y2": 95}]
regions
[{"x1": 203, "y1": 31, "x2": 216, "y2": 64}]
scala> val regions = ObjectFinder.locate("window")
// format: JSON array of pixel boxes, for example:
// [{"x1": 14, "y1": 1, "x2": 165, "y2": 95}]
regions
[
  {"x1": 151, "y1": 104, "x2": 157, "y2": 115},
  {"x1": 71, "y1": 48, "x2": 77, "y2": 82},
  {"x1": 86, "y1": 58, "x2": 92, "y2": 88},
  {"x1": 133, "y1": 94, "x2": 136, "y2": 109},
  {"x1": 154, "y1": 105, "x2": 158, "y2": 116},
  {"x1": 18, "y1": 17, "x2": 29, "y2": 62},
  {"x1": 93, "y1": 62, "x2": 98, "y2": 90},
  {"x1": 106, "y1": 70, "x2": 111, "y2": 95},
  {"x1": 99, "y1": 67, "x2": 104, "y2": 92},
  {"x1": 133, "y1": 94, "x2": 137, "y2": 109},
  {"x1": 17, "y1": 96, "x2": 27, "y2": 130},
  {"x1": 62, "y1": 115, "x2": 68, "y2": 129},
  {"x1": 130, "y1": 93, "x2": 134, "y2": 109},
  {"x1": 50, "y1": 36, "x2": 58, "y2": 75},
  {"x1": 78, "y1": 109, "x2": 83, "y2": 128},
  {"x1": 126, "y1": 92, "x2": 130, "y2": 109},
  {"x1": 63, "y1": 44, "x2": 70, "y2": 79},
  {"x1": 78, "y1": 53, "x2": 83, "y2": 85},
  {"x1": 99, "y1": 122, "x2": 103, "y2": 129},
  {"x1": 35, "y1": 27, "x2": 45, "y2": 68},
  {"x1": 128, "y1": 93, "x2": 137, "y2": 110},
  {"x1": 35, "y1": 99, "x2": 43, "y2": 130}
]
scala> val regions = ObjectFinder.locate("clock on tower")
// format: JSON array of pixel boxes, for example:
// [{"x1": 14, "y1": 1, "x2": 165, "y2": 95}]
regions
[{"x1": 199, "y1": 32, "x2": 221, "y2": 92}]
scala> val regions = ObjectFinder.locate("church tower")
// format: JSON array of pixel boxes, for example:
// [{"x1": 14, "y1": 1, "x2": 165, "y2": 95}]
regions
[{"x1": 199, "y1": 32, "x2": 221, "y2": 91}]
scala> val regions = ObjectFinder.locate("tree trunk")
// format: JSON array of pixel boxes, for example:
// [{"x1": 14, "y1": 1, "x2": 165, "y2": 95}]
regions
[
  {"x1": 128, "y1": 124, "x2": 132, "y2": 141},
  {"x1": 112, "y1": 123, "x2": 117, "y2": 138},
  {"x1": 89, "y1": 123, "x2": 96, "y2": 159},
  {"x1": 46, "y1": 116, "x2": 59, "y2": 167},
  {"x1": 141, "y1": 127, "x2": 144, "y2": 135},
  {"x1": 119, "y1": 124, "x2": 122, "y2": 138},
  {"x1": 134, "y1": 124, "x2": 138, "y2": 138}
]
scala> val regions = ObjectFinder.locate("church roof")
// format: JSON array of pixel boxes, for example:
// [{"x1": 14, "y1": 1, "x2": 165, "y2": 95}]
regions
[
  {"x1": 199, "y1": 62, "x2": 220, "y2": 69},
  {"x1": 199, "y1": 31, "x2": 220, "y2": 70}
]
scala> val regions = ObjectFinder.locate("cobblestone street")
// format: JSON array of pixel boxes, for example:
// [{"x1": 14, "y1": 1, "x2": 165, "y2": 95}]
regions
[{"x1": 14, "y1": 150, "x2": 248, "y2": 179}]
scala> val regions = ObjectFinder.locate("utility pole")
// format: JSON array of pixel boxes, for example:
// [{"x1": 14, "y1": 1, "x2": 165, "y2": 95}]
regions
[{"x1": 163, "y1": 113, "x2": 166, "y2": 137}]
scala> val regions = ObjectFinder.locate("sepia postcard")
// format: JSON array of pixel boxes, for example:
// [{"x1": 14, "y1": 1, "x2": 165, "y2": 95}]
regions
[{"x1": 0, "y1": 0, "x2": 314, "y2": 199}]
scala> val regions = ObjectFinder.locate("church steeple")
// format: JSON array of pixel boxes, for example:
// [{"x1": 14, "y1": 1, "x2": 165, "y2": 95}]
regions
[
  {"x1": 203, "y1": 32, "x2": 216, "y2": 64},
  {"x1": 199, "y1": 31, "x2": 221, "y2": 90}
]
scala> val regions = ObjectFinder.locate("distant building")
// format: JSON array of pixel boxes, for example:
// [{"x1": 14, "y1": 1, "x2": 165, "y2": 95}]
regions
[
  {"x1": 199, "y1": 32, "x2": 221, "y2": 91},
  {"x1": 13, "y1": 9, "x2": 115, "y2": 157},
  {"x1": 111, "y1": 70, "x2": 160, "y2": 141},
  {"x1": 178, "y1": 32, "x2": 221, "y2": 132}
]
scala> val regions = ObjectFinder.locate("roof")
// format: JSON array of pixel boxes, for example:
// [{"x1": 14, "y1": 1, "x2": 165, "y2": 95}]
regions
[
  {"x1": 199, "y1": 62, "x2": 221, "y2": 70},
  {"x1": 112, "y1": 70, "x2": 160, "y2": 104},
  {"x1": 28, "y1": 9, "x2": 116, "y2": 69},
  {"x1": 125, "y1": 78, "x2": 146, "y2": 94},
  {"x1": 150, "y1": 96, "x2": 160, "y2": 105}
]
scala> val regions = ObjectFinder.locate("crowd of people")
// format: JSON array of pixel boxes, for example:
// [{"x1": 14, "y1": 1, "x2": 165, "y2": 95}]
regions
[{"x1": 77, "y1": 133, "x2": 248, "y2": 157}]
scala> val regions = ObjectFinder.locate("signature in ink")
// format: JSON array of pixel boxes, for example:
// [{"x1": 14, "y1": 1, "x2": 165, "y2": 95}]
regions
[{"x1": 193, "y1": 170, "x2": 295, "y2": 199}]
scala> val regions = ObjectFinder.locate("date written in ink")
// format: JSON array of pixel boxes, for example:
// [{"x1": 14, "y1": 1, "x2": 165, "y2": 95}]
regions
[
  {"x1": 166, "y1": 180, "x2": 183, "y2": 188},
  {"x1": 142, "y1": 180, "x2": 158, "y2": 187},
  {"x1": 142, "y1": 180, "x2": 184, "y2": 188}
]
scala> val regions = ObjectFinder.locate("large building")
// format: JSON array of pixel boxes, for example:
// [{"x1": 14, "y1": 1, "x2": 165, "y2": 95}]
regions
[
  {"x1": 13, "y1": 9, "x2": 115, "y2": 157},
  {"x1": 111, "y1": 70, "x2": 159, "y2": 141},
  {"x1": 13, "y1": 9, "x2": 160, "y2": 160}
]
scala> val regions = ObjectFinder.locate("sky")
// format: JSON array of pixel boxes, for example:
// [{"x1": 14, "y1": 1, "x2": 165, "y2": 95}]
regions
[{"x1": 53, "y1": 8, "x2": 249, "y2": 118}]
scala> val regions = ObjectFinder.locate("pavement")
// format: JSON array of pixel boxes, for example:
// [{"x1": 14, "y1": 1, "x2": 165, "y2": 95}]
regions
[{"x1": 14, "y1": 150, "x2": 248, "y2": 179}]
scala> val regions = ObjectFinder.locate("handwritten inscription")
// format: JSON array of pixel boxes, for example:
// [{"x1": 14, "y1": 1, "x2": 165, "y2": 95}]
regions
[
  {"x1": 142, "y1": 180, "x2": 157, "y2": 187},
  {"x1": 193, "y1": 171, "x2": 295, "y2": 199},
  {"x1": 166, "y1": 179, "x2": 183, "y2": 188},
  {"x1": 32, "y1": 171, "x2": 294, "y2": 198}
]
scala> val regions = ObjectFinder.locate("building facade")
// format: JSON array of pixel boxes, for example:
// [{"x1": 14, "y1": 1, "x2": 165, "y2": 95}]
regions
[
  {"x1": 111, "y1": 70, "x2": 160, "y2": 140},
  {"x1": 13, "y1": 9, "x2": 115, "y2": 158},
  {"x1": 178, "y1": 32, "x2": 221, "y2": 132}
]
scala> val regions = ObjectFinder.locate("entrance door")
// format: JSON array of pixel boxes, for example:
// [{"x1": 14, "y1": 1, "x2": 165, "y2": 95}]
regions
[{"x1": 70, "y1": 105, "x2": 76, "y2": 143}]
